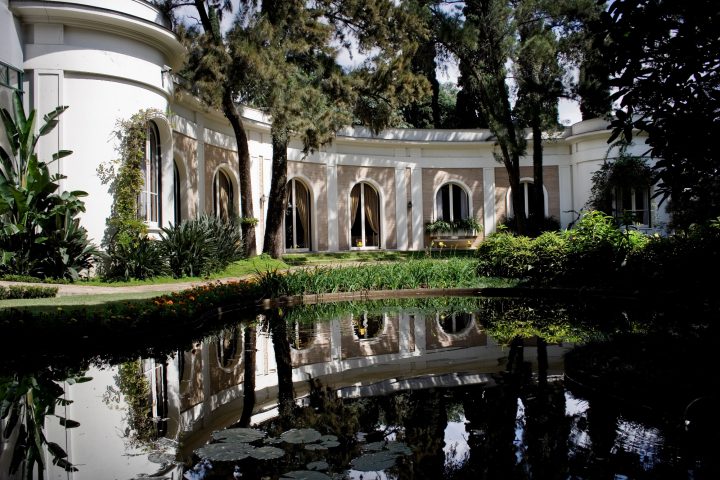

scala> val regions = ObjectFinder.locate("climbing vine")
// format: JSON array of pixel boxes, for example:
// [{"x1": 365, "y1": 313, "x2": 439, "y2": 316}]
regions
[
  {"x1": 98, "y1": 108, "x2": 164, "y2": 248},
  {"x1": 587, "y1": 153, "x2": 654, "y2": 215}
]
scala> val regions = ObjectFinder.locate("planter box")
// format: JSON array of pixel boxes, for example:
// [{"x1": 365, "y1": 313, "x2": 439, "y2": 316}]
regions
[{"x1": 428, "y1": 232, "x2": 482, "y2": 250}]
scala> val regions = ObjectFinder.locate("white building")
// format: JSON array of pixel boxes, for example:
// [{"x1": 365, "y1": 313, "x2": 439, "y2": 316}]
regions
[{"x1": 0, "y1": 0, "x2": 668, "y2": 256}]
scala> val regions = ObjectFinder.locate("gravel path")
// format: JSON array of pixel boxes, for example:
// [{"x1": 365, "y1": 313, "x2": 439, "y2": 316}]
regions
[{"x1": 0, "y1": 276, "x2": 251, "y2": 296}]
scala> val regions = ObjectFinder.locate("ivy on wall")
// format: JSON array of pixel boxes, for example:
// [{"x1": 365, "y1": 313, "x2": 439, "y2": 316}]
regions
[
  {"x1": 587, "y1": 153, "x2": 654, "y2": 215},
  {"x1": 98, "y1": 109, "x2": 164, "y2": 248}
]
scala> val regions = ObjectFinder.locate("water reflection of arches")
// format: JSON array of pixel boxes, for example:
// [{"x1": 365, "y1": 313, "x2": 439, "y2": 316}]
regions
[
  {"x1": 427, "y1": 312, "x2": 486, "y2": 350},
  {"x1": 352, "y1": 313, "x2": 385, "y2": 340},
  {"x1": 288, "y1": 321, "x2": 316, "y2": 350},
  {"x1": 437, "y1": 312, "x2": 474, "y2": 335},
  {"x1": 216, "y1": 328, "x2": 241, "y2": 370}
]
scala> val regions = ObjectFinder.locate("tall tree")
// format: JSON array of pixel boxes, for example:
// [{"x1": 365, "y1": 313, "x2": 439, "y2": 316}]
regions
[
  {"x1": 601, "y1": 0, "x2": 720, "y2": 229},
  {"x1": 514, "y1": 0, "x2": 564, "y2": 235},
  {"x1": 247, "y1": 0, "x2": 427, "y2": 258},
  {"x1": 159, "y1": 0, "x2": 259, "y2": 256},
  {"x1": 443, "y1": 0, "x2": 530, "y2": 233}
]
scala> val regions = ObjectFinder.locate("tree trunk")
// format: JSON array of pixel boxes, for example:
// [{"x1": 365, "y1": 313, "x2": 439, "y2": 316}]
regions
[
  {"x1": 194, "y1": 0, "x2": 256, "y2": 256},
  {"x1": 262, "y1": 128, "x2": 289, "y2": 258}
]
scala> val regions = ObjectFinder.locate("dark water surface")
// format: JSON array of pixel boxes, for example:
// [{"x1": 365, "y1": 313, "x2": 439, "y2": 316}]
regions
[{"x1": 0, "y1": 296, "x2": 718, "y2": 479}]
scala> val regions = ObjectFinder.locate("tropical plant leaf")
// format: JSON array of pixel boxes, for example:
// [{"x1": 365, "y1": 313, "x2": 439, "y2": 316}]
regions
[{"x1": 57, "y1": 417, "x2": 81, "y2": 428}]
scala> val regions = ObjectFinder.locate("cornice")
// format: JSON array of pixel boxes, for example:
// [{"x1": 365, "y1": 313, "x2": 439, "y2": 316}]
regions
[{"x1": 10, "y1": 0, "x2": 185, "y2": 69}]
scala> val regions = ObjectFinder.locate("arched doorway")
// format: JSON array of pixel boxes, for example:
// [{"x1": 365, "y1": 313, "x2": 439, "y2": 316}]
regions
[
  {"x1": 285, "y1": 178, "x2": 311, "y2": 250},
  {"x1": 213, "y1": 169, "x2": 234, "y2": 220},
  {"x1": 350, "y1": 182, "x2": 380, "y2": 248}
]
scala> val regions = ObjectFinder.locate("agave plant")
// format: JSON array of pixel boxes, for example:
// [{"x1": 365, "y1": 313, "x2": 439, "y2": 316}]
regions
[{"x1": 0, "y1": 92, "x2": 98, "y2": 279}]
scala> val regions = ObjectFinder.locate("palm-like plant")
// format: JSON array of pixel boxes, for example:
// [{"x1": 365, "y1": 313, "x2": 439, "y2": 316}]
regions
[{"x1": 0, "y1": 92, "x2": 99, "y2": 279}]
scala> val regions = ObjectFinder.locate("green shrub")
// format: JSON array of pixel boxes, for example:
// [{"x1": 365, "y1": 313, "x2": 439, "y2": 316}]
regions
[
  {"x1": 0, "y1": 285, "x2": 58, "y2": 299},
  {"x1": 476, "y1": 232, "x2": 534, "y2": 278},
  {"x1": 0, "y1": 275, "x2": 71, "y2": 284},
  {"x1": 529, "y1": 231, "x2": 568, "y2": 283},
  {"x1": 160, "y1": 215, "x2": 244, "y2": 278},
  {"x1": 102, "y1": 236, "x2": 168, "y2": 281}
]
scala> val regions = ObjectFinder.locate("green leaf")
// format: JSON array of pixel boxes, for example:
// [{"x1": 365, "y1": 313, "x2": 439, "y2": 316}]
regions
[
  {"x1": 38, "y1": 105, "x2": 69, "y2": 137},
  {"x1": 47, "y1": 441, "x2": 68, "y2": 459},
  {"x1": 58, "y1": 417, "x2": 81, "y2": 428},
  {"x1": 51, "y1": 150, "x2": 73, "y2": 162}
]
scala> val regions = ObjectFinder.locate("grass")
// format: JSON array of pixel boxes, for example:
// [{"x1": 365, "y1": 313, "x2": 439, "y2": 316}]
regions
[
  {"x1": 282, "y1": 249, "x2": 475, "y2": 265},
  {"x1": 70, "y1": 255, "x2": 289, "y2": 286},
  {"x1": 0, "y1": 292, "x2": 162, "y2": 311}
]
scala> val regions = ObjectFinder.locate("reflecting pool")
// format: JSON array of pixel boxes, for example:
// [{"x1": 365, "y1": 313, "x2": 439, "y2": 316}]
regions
[{"x1": 0, "y1": 296, "x2": 718, "y2": 479}]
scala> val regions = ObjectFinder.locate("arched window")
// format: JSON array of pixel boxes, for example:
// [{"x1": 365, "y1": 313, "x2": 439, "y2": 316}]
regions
[
  {"x1": 350, "y1": 182, "x2": 380, "y2": 248},
  {"x1": 213, "y1": 170, "x2": 234, "y2": 220},
  {"x1": 173, "y1": 161, "x2": 182, "y2": 225},
  {"x1": 438, "y1": 312, "x2": 473, "y2": 335},
  {"x1": 435, "y1": 183, "x2": 469, "y2": 222},
  {"x1": 507, "y1": 180, "x2": 548, "y2": 218},
  {"x1": 352, "y1": 313, "x2": 384, "y2": 340},
  {"x1": 139, "y1": 122, "x2": 161, "y2": 224},
  {"x1": 285, "y1": 179, "x2": 311, "y2": 250},
  {"x1": 613, "y1": 186, "x2": 651, "y2": 226}
]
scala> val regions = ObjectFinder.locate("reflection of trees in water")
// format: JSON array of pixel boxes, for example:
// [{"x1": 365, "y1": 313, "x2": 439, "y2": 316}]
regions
[
  {"x1": 238, "y1": 323, "x2": 256, "y2": 427},
  {"x1": 268, "y1": 311, "x2": 295, "y2": 426}
]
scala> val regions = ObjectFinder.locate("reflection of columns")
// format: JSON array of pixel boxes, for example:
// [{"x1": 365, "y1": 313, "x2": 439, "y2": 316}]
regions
[
  {"x1": 196, "y1": 115, "x2": 206, "y2": 214},
  {"x1": 330, "y1": 318, "x2": 342, "y2": 361},
  {"x1": 395, "y1": 167, "x2": 408, "y2": 250},
  {"x1": 165, "y1": 355, "x2": 181, "y2": 438},
  {"x1": 558, "y1": 165, "x2": 573, "y2": 229},
  {"x1": 410, "y1": 166, "x2": 424, "y2": 250},
  {"x1": 483, "y1": 167, "x2": 496, "y2": 235},
  {"x1": 327, "y1": 152, "x2": 339, "y2": 251},
  {"x1": 399, "y1": 313, "x2": 414, "y2": 354},
  {"x1": 414, "y1": 314, "x2": 426, "y2": 354},
  {"x1": 201, "y1": 341, "x2": 212, "y2": 418}
]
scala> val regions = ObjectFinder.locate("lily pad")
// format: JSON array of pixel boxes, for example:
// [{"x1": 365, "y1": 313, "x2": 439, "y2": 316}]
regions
[
  {"x1": 281, "y1": 471, "x2": 332, "y2": 480},
  {"x1": 362, "y1": 441, "x2": 385, "y2": 452},
  {"x1": 194, "y1": 442, "x2": 255, "y2": 461},
  {"x1": 212, "y1": 427, "x2": 265, "y2": 443},
  {"x1": 249, "y1": 446, "x2": 285, "y2": 460},
  {"x1": 306, "y1": 461, "x2": 329, "y2": 471},
  {"x1": 319, "y1": 435, "x2": 338, "y2": 443},
  {"x1": 304, "y1": 443, "x2": 327, "y2": 451},
  {"x1": 265, "y1": 436, "x2": 282, "y2": 445},
  {"x1": 319, "y1": 440, "x2": 340, "y2": 448},
  {"x1": 386, "y1": 441, "x2": 412, "y2": 456},
  {"x1": 280, "y1": 428, "x2": 322, "y2": 444},
  {"x1": 350, "y1": 451, "x2": 397, "y2": 472}
]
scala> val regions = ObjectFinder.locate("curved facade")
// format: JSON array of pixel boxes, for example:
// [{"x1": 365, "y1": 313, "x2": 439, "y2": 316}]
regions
[{"x1": 1, "y1": 0, "x2": 669, "y2": 255}]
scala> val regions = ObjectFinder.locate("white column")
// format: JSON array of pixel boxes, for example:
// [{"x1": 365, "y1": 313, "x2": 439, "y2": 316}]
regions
[
  {"x1": 410, "y1": 165, "x2": 424, "y2": 250},
  {"x1": 483, "y1": 167, "x2": 496, "y2": 235},
  {"x1": 327, "y1": 152, "x2": 339, "y2": 251},
  {"x1": 559, "y1": 165, "x2": 574, "y2": 229},
  {"x1": 195, "y1": 115, "x2": 206, "y2": 215},
  {"x1": 394, "y1": 166, "x2": 408, "y2": 250}
]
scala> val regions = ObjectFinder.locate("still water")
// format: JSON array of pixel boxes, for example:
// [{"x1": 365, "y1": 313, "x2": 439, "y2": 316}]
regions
[{"x1": 0, "y1": 297, "x2": 718, "y2": 479}]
